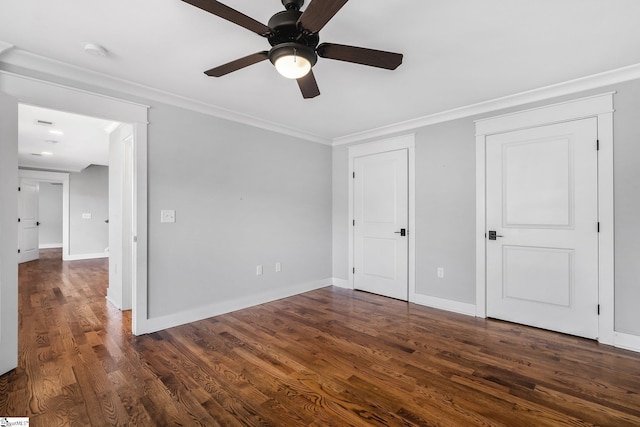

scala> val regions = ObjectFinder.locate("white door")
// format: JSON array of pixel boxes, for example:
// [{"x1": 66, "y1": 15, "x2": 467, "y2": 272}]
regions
[
  {"x1": 18, "y1": 179, "x2": 40, "y2": 263},
  {"x1": 486, "y1": 118, "x2": 599, "y2": 339},
  {"x1": 0, "y1": 91, "x2": 19, "y2": 375},
  {"x1": 354, "y1": 149, "x2": 409, "y2": 300}
]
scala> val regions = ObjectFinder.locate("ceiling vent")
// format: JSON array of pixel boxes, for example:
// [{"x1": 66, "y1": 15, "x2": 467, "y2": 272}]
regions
[{"x1": 35, "y1": 119, "x2": 55, "y2": 127}]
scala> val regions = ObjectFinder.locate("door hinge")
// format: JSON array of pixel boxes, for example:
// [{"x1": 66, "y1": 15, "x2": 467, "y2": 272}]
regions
[
  {"x1": 18, "y1": 249, "x2": 20, "y2": 254},
  {"x1": 352, "y1": 219, "x2": 355, "y2": 226},
  {"x1": 18, "y1": 218, "x2": 21, "y2": 223},
  {"x1": 596, "y1": 140, "x2": 600, "y2": 151},
  {"x1": 353, "y1": 172, "x2": 355, "y2": 179},
  {"x1": 18, "y1": 186, "x2": 21, "y2": 191},
  {"x1": 597, "y1": 222, "x2": 600, "y2": 233},
  {"x1": 353, "y1": 267, "x2": 355, "y2": 274},
  {"x1": 597, "y1": 304, "x2": 600, "y2": 315}
]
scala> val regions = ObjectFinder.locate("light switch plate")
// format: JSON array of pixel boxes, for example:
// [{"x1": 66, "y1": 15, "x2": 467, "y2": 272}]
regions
[{"x1": 161, "y1": 209, "x2": 176, "y2": 223}]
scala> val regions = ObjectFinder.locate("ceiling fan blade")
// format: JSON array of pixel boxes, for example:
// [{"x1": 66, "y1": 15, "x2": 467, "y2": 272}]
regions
[
  {"x1": 182, "y1": 0, "x2": 271, "y2": 37},
  {"x1": 205, "y1": 51, "x2": 269, "y2": 77},
  {"x1": 317, "y1": 43, "x2": 403, "y2": 70},
  {"x1": 297, "y1": 71, "x2": 321, "y2": 99},
  {"x1": 297, "y1": 0, "x2": 349, "y2": 34}
]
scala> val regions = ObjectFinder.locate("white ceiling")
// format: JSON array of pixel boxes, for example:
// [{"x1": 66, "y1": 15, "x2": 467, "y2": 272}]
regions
[
  {"x1": 2, "y1": 0, "x2": 640, "y2": 143},
  {"x1": 18, "y1": 104, "x2": 116, "y2": 172}
]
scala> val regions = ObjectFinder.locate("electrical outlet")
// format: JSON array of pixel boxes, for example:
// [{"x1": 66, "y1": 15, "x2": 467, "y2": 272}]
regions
[
  {"x1": 275, "y1": 262, "x2": 281, "y2": 273},
  {"x1": 437, "y1": 267, "x2": 445, "y2": 279},
  {"x1": 160, "y1": 210, "x2": 175, "y2": 223},
  {"x1": 256, "y1": 265, "x2": 263, "y2": 276}
]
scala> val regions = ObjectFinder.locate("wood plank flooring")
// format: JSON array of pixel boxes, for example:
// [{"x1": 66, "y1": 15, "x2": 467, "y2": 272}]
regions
[{"x1": 1, "y1": 249, "x2": 640, "y2": 426}]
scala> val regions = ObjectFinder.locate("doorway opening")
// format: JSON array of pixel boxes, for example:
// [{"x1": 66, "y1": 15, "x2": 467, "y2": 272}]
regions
[{"x1": 18, "y1": 104, "x2": 134, "y2": 314}]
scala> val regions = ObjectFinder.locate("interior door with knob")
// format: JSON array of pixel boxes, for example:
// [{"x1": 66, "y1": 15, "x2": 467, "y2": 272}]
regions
[
  {"x1": 353, "y1": 149, "x2": 408, "y2": 300},
  {"x1": 486, "y1": 118, "x2": 599, "y2": 339},
  {"x1": 18, "y1": 179, "x2": 40, "y2": 263}
]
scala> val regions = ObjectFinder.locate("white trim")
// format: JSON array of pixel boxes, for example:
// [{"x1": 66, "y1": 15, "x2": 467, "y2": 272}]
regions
[
  {"x1": 474, "y1": 92, "x2": 616, "y2": 136},
  {"x1": 332, "y1": 278, "x2": 352, "y2": 289},
  {"x1": 39, "y1": 243, "x2": 62, "y2": 249},
  {"x1": 0, "y1": 49, "x2": 329, "y2": 145},
  {"x1": 597, "y1": 111, "x2": 615, "y2": 346},
  {"x1": 411, "y1": 294, "x2": 476, "y2": 317},
  {"x1": 105, "y1": 295, "x2": 122, "y2": 311},
  {"x1": 613, "y1": 332, "x2": 640, "y2": 353},
  {"x1": 4, "y1": 48, "x2": 640, "y2": 147},
  {"x1": 0, "y1": 41, "x2": 13, "y2": 56},
  {"x1": 3, "y1": 73, "x2": 149, "y2": 336},
  {"x1": 333, "y1": 63, "x2": 640, "y2": 146},
  {"x1": 0, "y1": 71, "x2": 148, "y2": 124},
  {"x1": 137, "y1": 279, "x2": 332, "y2": 335},
  {"x1": 64, "y1": 252, "x2": 108, "y2": 261},
  {"x1": 347, "y1": 134, "x2": 416, "y2": 302},
  {"x1": 475, "y1": 92, "x2": 617, "y2": 348},
  {"x1": 18, "y1": 170, "x2": 70, "y2": 261}
]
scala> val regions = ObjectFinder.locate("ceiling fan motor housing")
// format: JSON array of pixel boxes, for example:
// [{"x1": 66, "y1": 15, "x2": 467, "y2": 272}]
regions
[
  {"x1": 267, "y1": 9, "x2": 319, "y2": 49},
  {"x1": 267, "y1": 5, "x2": 319, "y2": 69}
]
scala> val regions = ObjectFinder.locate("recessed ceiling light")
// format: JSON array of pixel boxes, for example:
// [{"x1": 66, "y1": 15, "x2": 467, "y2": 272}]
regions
[
  {"x1": 83, "y1": 42, "x2": 108, "y2": 57},
  {"x1": 41, "y1": 151, "x2": 53, "y2": 156},
  {"x1": 49, "y1": 130, "x2": 64, "y2": 135}
]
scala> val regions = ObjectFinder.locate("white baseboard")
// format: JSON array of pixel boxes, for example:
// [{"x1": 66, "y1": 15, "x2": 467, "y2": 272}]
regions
[
  {"x1": 332, "y1": 277, "x2": 352, "y2": 289},
  {"x1": 105, "y1": 294, "x2": 122, "y2": 311},
  {"x1": 39, "y1": 243, "x2": 62, "y2": 249},
  {"x1": 136, "y1": 278, "x2": 332, "y2": 335},
  {"x1": 410, "y1": 293, "x2": 477, "y2": 317},
  {"x1": 63, "y1": 252, "x2": 108, "y2": 261},
  {"x1": 613, "y1": 331, "x2": 640, "y2": 353}
]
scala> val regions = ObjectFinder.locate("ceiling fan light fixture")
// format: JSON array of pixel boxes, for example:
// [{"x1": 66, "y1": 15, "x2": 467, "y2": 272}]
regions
[{"x1": 269, "y1": 43, "x2": 317, "y2": 79}]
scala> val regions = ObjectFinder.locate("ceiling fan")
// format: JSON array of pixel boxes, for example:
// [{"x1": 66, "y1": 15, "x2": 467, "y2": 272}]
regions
[{"x1": 182, "y1": 0, "x2": 404, "y2": 99}]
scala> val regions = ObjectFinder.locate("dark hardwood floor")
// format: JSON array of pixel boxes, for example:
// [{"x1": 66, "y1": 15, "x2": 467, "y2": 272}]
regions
[{"x1": 1, "y1": 249, "x2": 640, "y2": 426}]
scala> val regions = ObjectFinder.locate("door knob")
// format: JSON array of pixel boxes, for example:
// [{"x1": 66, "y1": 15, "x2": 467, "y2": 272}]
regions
[
  {"x1": 36, "y1": 221, "x2": 40, "y2": 226},
  {"x1": 488, "y1": 230, "x2": 503, "y2": 240},
  {"x1": 394, "y1": 228, "x2": 407, "y2": 236}
]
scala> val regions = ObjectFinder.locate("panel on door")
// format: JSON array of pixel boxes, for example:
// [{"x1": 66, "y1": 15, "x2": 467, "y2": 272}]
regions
[
  {"x1": 354, "y1": 149, "x2": 408, "y2": 300},
  {"x1": 486, "y1": 118, "x2": 599, "y2": 339},
  {"x1": 18, "y1": 180, "x2": 40, "y2": 263}
]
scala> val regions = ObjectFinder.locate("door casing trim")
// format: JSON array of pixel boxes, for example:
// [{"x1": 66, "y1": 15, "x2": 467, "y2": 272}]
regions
[
  {"x1": 475, "y1": 92, "x2": 615, "y2": 345},
  {"x1": 348, "y1": 133, "x2": 416, "y2": 301}
]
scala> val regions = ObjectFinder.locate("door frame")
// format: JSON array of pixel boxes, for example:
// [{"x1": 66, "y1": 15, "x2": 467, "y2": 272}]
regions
[
  {"x1": 0, "y1": 70, "x2": 150, "y2": 336},
  {"x1": 475, "y1": 92, "x2": 615, "y2": 345},
  {"x1": 348, "y1": 134, "x2": 416, "y2": 300}
]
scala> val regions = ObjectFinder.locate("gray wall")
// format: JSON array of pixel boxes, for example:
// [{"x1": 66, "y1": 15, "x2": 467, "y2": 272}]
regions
[
  {"x1": 147, "y1": 103, "x2": 332, "y2": 318},
  {"x1": 610, "y1": 79, "x2": 640, "y2": 336},
  {"x1": 0, "y1": 63, "x2": 333, "y2": 329},
  {"x1": 69, "y1": 165, "x2": 109, "y2": 255},
  {"x1": 38, "y1": 182, "x2": 63, "y2": 247},
  {"x1": 0, "y1": 92, "x2": 18, "y2": 371},
  {"x1": 332, "y1": 79, "x2": 640, "y2": 336}
]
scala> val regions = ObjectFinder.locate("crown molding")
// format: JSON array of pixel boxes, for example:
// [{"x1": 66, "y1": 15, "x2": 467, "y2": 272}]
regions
[
  {"x1": 0, "y1": 41, "x2": 14, "y2": 56},
  {"x1": 0, "y1": 48, "x2": 331, "y2": 145},
  {"x1": 332, "y1": 62, "x2": 640, "y2": 146}
]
